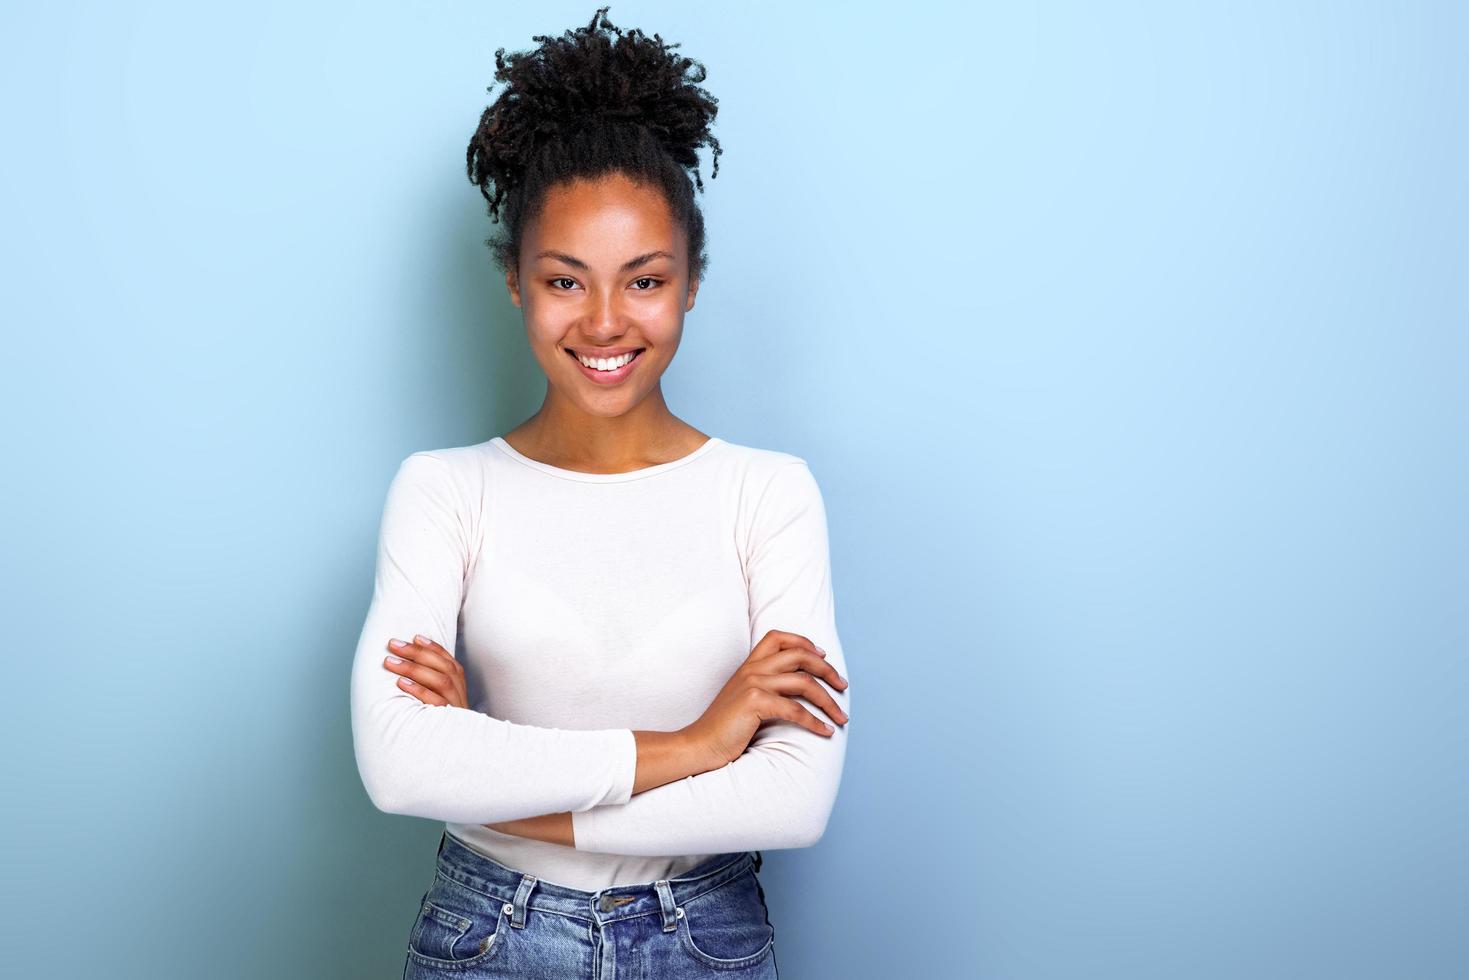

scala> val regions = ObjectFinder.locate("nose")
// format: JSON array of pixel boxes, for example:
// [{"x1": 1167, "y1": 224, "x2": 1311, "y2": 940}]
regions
[{"x1": 584, "y1": 291, "x2": 626, "y2": 341}]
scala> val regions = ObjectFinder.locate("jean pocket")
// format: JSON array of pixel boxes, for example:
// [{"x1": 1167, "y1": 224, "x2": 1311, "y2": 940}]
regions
[
  {"x1": 405, "y1": 875, "x2": 508, "y2": 970},
  {"x1": 676, "y1": 869, "x2": 776, "y2": 969}
]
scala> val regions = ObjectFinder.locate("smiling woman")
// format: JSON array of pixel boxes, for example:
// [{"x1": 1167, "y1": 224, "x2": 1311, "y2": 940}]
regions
[
  {"x1": 497, "y1": 163, "x2": 707, "y2": 452},
  {"x1": 349, "y1": 7, "x2": 850, "y2": 979},
  {"x1": 465, "y1": 2, "x2": 720, "y2": 443}
]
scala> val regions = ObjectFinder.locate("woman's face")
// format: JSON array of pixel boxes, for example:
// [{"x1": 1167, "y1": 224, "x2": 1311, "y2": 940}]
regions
[{"x1": 507, "y1": 172, "x2": 698, "y2": 419}]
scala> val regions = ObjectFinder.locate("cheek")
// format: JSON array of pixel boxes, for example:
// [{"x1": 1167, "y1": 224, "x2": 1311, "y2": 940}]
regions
[
  {"x1": 522, "y1": 316, "x2": 571, "y2": 357},
  {"x1": 641, "y1": 312, "x2": 684, "y2": 349}
]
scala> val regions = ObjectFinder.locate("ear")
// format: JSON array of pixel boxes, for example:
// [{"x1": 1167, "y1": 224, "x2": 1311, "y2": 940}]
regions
[
  {"x1": 684, "y1": 275, "x2": 700, "y2": 312},
  {"x1": 506, "y1": 266, "x2": 522, "y2": 308}
]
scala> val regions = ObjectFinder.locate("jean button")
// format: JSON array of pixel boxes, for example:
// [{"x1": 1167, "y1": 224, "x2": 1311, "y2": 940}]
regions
[{"x1": 503, "y1": 902, "x2": 514, "y2": 915}]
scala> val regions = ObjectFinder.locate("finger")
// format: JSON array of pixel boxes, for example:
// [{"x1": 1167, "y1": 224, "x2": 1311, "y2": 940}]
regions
[
  {"x1": 393, "y1": 635, "x2": 465, "y2": 681},
  {"x1": 390, "y1": 671, "x2": 449, "y2": 706},
  {"x1": 387, "y1": 636, "x2": 467, "y2": 704},
  {"x1": 751, "y1": 629, "x2": 824, "y2": 663},
  {"x1": 765, "y1": 648, "x2": 848, "y2": 691},
  {"x1": 382, "y1": 651, "x2": 458, "y2": 704},
  {"x1": 408, "y1": 634, "x2": 468, "y2": 702},
  {"x1": 763, "y1": 672, "x2": 849, "y2": 728},
  {"x1": 758, "y1": 691, "x2": 838, "y2": 737},
  {"x1": 758, "y1": 667, "x2": 852, "y2": 728},
  {"x1": 407, "y1": 635, "x2": 465, "y2": 674}
]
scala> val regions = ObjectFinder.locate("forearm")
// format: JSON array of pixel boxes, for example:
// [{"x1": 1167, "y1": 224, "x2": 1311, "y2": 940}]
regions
[
  {"x1": 630, "y1": 728, "x2": 717, "y2": 794},
  {"x1": 571, "y1": 681, "x2": 849, "y2": 856},
  {"x1": 488, "y1": 728, "x2": 716, "y2": 846}
]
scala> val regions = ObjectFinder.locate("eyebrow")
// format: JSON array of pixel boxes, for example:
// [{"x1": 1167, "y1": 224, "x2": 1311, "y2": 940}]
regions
[{"x1": 533, "y1": 249, "x2": 676, "y2": 272}]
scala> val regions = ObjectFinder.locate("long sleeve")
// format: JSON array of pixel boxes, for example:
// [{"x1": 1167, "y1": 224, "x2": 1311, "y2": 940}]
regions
[
  {"x1": 349, "y1": 451, "x2": 638, "y2": 824},
  {"x1": 571, "y1": 459, "x2": 850, "y2": 856}
]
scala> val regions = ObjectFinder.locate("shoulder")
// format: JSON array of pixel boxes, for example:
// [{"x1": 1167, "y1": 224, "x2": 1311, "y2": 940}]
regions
[
  {"x1": 398, "y1": 442, "x2": 485, "y2": 471},
  {"x1": 387, "y1": 440, "x2": 493, "y2": 505},
  {"x1": 714, "y1": 439, "x2": 826, "y2": 526},
  {"x1": 712, "y1": 438, "x2": 812, "y2": 481}
]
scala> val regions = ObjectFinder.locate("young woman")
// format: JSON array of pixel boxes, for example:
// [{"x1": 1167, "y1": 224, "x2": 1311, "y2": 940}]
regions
[{"x1": 348, "y1": 8, "x2": 851, "y2": 977}]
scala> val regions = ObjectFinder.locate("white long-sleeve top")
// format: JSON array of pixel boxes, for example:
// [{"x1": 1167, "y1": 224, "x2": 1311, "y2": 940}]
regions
[{"x1": 349, "y1": 433, "x2": 850, "y2": 891}]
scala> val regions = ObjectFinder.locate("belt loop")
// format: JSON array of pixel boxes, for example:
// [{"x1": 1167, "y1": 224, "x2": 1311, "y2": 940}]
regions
[
  {"x1": 752, "y1": 850, "x2": 763, "y2": 873},
  {"x1": 653, "y1": 879, "x2": 679, "y2": 932},
  {"x1": 510, "y1": 873, "x2": 537, "y2": 929},
  {"x1": 437, "y1": 832, "x2": 447, "y2": 858}
]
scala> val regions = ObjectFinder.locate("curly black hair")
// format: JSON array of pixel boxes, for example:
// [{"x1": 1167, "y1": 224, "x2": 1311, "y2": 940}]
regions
[{"x1": 466, "y1": 6, "x2": 723, "y2": 284}]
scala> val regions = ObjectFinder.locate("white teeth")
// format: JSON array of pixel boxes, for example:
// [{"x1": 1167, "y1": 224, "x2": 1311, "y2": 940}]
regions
[{"x1": 576, "y1": 351, "x2": 637, "y2": 371}]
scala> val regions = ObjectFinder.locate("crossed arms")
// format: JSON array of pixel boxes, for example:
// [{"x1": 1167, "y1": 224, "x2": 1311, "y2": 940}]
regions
[{"x1": 348, "y1": 452, "x2": 850, "y2": 855}]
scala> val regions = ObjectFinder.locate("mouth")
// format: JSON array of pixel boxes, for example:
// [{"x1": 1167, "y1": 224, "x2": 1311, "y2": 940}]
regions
[{"x1": 565, "y1": 347, "x2": 646, "y2": 385}]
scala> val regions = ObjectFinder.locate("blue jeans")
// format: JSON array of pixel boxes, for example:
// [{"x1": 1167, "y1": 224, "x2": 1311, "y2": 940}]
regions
[{"x1": 402, "y1": 831, "x2": 779, "y2": 978}]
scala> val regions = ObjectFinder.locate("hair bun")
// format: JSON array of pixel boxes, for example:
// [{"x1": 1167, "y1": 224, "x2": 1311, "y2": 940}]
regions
[
  {"x1": 471, "y1": 5, "x2": 721, "y2": 203},
  {"x1": 467, "y1": 6, "x2": 723, "y2": 282}
]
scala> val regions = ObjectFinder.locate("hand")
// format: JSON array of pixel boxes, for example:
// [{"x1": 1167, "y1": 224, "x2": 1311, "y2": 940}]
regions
[
  {"x1": 381, "y1": 637, "x2": 570, "y2": 844},
  {"x1": 382, "y1": 634, "x2": 469, "y2": 709},
  {"x1": 680, "y1": 629, "x2": 849, "y2": 771}
]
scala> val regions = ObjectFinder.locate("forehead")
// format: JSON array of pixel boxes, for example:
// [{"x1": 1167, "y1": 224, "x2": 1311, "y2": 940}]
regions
[{"x1": 528, "y1": 174, "x2": 679, "y2": 259}]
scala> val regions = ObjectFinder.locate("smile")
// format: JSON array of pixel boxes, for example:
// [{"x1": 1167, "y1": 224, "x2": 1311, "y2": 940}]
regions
[{"x1": 565, "y1": 347, "x2": 645, "y2": 385}]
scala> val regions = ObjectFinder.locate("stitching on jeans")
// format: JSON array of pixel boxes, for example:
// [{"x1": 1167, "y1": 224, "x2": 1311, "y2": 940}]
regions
[{"x1": 431, "y1": 851, "x2": 755, "y2": 926}]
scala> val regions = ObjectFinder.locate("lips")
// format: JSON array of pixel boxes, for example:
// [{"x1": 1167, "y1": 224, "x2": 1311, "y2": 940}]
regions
[{"x1": 566, "y1": 347, "x2": 645, "y2": 385}]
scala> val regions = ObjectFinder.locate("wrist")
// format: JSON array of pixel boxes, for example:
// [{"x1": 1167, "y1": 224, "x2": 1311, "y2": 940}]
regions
[
  {"x1": 630, "y1": 728, "x2": 711, "y2": 794},
  {"x1": 672, "y1": 725, "x2": 721, "y2": 777}
]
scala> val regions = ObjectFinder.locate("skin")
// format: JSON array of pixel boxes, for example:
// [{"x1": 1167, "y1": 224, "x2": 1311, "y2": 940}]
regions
[
  {"x1": 380, "y1": 172, "x2": 848, "y2": 848},
  {"x1": 502, "y1": 170, "x2": 709, "y2": 472}
]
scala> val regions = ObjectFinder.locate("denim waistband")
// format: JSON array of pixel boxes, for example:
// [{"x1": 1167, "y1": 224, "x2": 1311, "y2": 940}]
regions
[{"x1": 433, "y1": 830, "x2": 759, "y2": 928}]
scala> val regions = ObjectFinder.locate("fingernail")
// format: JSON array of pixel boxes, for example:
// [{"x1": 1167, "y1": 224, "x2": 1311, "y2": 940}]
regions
[
  {"x1": 385, "y1": 655, "x2": 404, "y2": 665},
  {"x1": 815, "y1": 645, "x2": 826, "y2": 654},
  {"x1": 414, "y1": 634, "x2": 430, "y2": 645},
  {"x1": 388, "y1": 639, "x2": 406, "y2": 648},
  {"x1": 399, "y1": 677, "x2": 414, "y2": 686}
]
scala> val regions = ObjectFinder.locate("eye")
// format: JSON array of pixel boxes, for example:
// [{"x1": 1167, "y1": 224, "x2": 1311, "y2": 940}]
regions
[
  {"x1": 631, "y1": 277, "x2": 662, "y2": 290},
  {"x1": 549, "y1": 277, "x2": 578, "y2": 290}
]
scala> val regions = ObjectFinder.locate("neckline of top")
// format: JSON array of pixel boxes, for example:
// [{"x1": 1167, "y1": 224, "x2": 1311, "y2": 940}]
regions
[{"x1": 487, "y1": 435, "x2": 725, "y2": 483}]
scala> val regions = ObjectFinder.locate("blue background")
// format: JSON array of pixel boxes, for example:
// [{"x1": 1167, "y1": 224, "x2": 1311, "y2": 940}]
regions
[{"x1": 3, "y1": 1, "x2": 1465, "y2": 977}]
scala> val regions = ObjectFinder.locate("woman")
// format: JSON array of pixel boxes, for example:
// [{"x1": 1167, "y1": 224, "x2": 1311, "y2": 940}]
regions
[{"x1": 348, "y1": 8, "x2": 852, "y2": 977}]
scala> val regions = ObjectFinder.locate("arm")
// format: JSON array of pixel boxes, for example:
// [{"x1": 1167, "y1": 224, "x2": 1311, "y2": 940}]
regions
[
  {"x1": 349, "y1": 451, "x2": 640, "y2": 824},
  {"x1": 483, "y1": 729, "x2": 704, "y2": 846},
  {"x1": 571, "y1": 459, "x2": 851, "y2": 855}
]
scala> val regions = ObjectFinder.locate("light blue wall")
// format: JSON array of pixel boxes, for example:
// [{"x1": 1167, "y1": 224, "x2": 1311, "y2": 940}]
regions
[{"x1": 3, "y1": 1, "x2": 1465, "y2": 977}]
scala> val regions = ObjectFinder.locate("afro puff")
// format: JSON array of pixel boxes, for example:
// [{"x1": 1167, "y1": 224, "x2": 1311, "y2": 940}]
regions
[{"x1": 466, "y1": 6, "x2": 723, "y2": 283}]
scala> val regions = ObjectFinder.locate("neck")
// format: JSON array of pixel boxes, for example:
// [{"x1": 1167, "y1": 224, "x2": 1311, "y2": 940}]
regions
[{"x1": 511, "y1": 385, "x2": 701, "y2": 471}]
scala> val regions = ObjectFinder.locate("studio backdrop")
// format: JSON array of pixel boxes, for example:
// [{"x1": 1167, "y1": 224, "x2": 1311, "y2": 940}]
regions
[{"x1": 2, "y1": 1, "x2": 1465, "y2": 978}]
